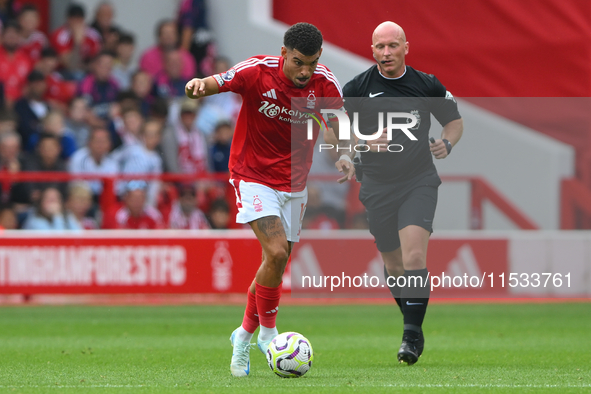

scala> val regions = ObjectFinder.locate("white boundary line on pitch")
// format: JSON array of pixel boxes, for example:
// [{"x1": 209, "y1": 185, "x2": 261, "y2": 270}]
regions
[
  {"x1": 213, "y1": 383, "x2": 591, "y2": 388},
  {"x1": 2, "y1": 383, "x2": 589, "y2": 389},
  {"x1": 0, "y1": 385, "x2": 148, "y2": 388},
  {"x1": 381, "y1": 384, "x2": 591, "y2": 388}
]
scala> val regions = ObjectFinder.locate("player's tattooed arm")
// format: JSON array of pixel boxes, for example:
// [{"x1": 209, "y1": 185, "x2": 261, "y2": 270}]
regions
[{"x1": 255, "y1": 216, "x2": 286, "y2": 239}]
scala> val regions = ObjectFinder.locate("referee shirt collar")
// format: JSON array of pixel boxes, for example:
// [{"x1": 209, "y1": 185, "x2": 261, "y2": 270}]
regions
[{"x1": 378, "y1": 65, "x2": 407, "y2": 80}]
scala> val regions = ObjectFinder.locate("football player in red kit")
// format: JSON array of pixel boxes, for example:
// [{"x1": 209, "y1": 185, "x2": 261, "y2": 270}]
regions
[{"x1": 186, "y1": 22, "x2": 353, "y2": 376}]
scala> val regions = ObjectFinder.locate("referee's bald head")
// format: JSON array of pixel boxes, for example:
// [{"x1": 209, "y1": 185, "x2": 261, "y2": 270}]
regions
[
  {"x1": 372, "y1": 21, "x2": 406, "y2": 45},
  {"x1": 371, "y1": 21, "x2": 409, "y2": 78}
]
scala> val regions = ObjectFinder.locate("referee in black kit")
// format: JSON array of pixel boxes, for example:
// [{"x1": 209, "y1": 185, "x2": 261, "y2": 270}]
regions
[{"x1": 331, "y1": 21, "x2": 463, "y2": 365}]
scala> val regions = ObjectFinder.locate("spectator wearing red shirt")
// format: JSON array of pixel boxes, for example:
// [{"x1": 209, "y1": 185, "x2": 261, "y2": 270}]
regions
[
  {"x1": 301, "y1": 186, "x2": 340, "y2": 230},
  {"x1": 102, "y1": 181, "x2": 164, "y2": 229},
  {"x1": 0, "y1": 20, "x2": 32, "y2": 107},
  {"x1": 17, "y1": 4, "x2": 48, "y2": 62},
  {"x1": 51, "y1": 3, "x2": 101, "y2": 80},
  {"x1": 35, "y1": 48, "x2": 77, "y2": 109},
  {"x1": 139, "y1": 20, "x2": 195, "y2": 81}
]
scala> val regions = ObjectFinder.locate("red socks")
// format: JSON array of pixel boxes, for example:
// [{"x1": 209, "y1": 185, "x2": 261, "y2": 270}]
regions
[
  {"x1": 240, "y1": 282, "x2": 283, "y2": 333},
  {"x1": 255, "y1": 282, "x2": 282, "y2": 328},
  {"x1": 241, "y1": 289, "x2": 259, "y2": 334}
]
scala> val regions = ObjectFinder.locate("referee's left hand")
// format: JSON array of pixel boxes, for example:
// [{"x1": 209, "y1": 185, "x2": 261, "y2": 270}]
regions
[{"x1": 430, "y1": 139, "x2": 448, "y2": 159}]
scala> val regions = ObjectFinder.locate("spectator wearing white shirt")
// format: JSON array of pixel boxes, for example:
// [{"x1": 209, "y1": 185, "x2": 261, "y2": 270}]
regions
[
  {"x1": 169, "y1": 183, "x2": 209, "y2": 229},
  {"x1": 173, "y1": 98, "x2": 208, "y2": 174},
  {"x1": 118, "y1": 119, "x2": 163, "y2": 206},
  {"x1": 111, "y1": 33, "x2": 135, "y2": 90},
  {"x1": 66, "y1": 182, "x2": 98, "y2": 229},
  {"x1": 117, "y1": 106, "x2": 144, "y2": 148},
  {"x1": 195, "y1": 57, "x2": 240, "y2": 138},
  {"x1": 68, "y1": 127, "x2": 118, "y2": 198},
  {"x1": 22, "y1": 187, "x2": 82, "y2": 230},
  {"x1": 65, "y1": 97, "x2": 92, "y2": 149}
]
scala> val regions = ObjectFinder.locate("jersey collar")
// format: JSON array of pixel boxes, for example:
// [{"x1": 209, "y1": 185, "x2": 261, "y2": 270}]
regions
[{"x1": 378, "y1": 65, "x2": 407, "y2": 80}]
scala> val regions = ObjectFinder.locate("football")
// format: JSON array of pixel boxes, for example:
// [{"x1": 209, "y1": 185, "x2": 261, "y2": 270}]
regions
[{"x1": 266, "y1": 332, "x2": 314, "y2": 378}]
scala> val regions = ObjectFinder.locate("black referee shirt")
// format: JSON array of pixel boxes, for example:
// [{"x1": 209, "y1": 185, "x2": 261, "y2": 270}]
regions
[{"x1": 342, "y1": 65, "x2": 461, "y2": 184}]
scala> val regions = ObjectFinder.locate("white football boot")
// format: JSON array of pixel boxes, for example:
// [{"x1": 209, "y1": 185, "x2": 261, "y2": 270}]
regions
[
  {"x1": 257, "y1": 336, "x2": 273, "y2": 355},
  {"x1": 230, "y1": 328, "x2": 251, "y2": 377}
]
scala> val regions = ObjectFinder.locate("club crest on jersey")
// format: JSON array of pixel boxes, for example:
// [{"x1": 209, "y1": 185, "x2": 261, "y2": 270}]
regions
[
  {"x1": 409, "y1": 110, "x2": 421, "y2": 130},
  {"x1": 307, "y1": 91, "x2": 316, "y2": 109},
  {"x1": 222, "y1": 69, "x2": 236, "y2": 81}
]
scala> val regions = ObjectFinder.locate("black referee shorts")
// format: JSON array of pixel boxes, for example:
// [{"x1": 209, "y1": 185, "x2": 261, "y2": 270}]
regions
[{"x1": 359, "y1": 170, "x2": 441, "y2": 253}]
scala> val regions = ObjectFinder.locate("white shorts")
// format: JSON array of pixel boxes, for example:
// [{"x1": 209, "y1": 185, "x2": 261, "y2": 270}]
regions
[{"x1": 230, "y1": 179, "x2": 307, "y2": 242}]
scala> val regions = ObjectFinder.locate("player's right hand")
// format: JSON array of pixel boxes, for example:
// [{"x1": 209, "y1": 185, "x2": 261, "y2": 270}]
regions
[
  {"x1": 335, "y1": 156, "x2": 356, "y2": 183},
  {"x1": 185, "y1": 78, "x2": 206, "y2": 99}
]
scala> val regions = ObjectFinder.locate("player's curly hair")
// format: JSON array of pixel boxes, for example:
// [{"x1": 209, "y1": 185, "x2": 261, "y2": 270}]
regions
[{"x1": 283, "y1": 22, "x2": 323, "y2": 56}]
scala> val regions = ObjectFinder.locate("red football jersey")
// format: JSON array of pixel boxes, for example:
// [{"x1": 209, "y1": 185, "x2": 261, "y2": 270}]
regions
[
  {"x1": 0, "y1": 48, "x2": 32, "y2": 102},
  {"x1": 45, "y1": 72, "x2": 77, "y2": 104},
  {"x1": 50, "y1": 26, "x2": 101, "y2": 61},
  {"x1": 20, "y1": 31, "x2": 48, "y2": 62},
  {"x1": 214, "y1": 55, "x2": 343, "y2": 192},
  {"x1": 103, "y1": 206, "x2": 164, "y2": 230}
]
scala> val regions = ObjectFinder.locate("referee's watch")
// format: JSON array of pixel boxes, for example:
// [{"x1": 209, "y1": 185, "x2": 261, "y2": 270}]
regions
[{"x1": 442, "y1": 139, "x2": 452, "y2": 155}]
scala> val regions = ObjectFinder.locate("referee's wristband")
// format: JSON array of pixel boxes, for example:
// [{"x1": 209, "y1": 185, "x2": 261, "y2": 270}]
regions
[
  {"x1": 443, "y1": 139, "x2": 452, "y2": 155},
  {"x1": 339, "y1": 154, "x2": 353, "y2": 163}
]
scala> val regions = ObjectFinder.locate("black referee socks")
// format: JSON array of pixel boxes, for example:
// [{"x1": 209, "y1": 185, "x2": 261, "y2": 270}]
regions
[
  {"x1": 400, "y1": 268, "x2": 430, "y2": 329},
  {"x1": 383, "y1": 265, "x2": 403, "y2": 313}
]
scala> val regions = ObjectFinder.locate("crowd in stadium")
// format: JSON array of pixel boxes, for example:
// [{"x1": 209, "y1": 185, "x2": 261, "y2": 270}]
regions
[
  {"x1": 0, "y1": 0, "x2": 240, "y2": 230},
  {"x1": 0, "y1": 0, "x2": 359, "y2": 231}
]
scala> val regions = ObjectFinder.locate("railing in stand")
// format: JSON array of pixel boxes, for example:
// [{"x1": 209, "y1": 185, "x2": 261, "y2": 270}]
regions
[{"x1": 0, "y1": 172, "x2": 540, "y2": 230}]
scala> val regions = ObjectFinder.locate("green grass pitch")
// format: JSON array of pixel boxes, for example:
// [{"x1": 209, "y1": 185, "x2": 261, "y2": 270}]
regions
[{"x1": 0, "y1": 303, "x2": 589, "y2": 393}]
